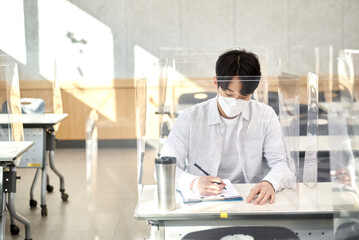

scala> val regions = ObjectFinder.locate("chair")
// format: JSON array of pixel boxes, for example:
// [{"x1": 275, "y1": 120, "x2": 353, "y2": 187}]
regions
[
  {"x1": 182, "y1": 226, "x2": 299, "y2": 240},
  {"x1": 2, "y1": 98, "x2": 45, "y2": 114},
  {"x1": 335, "y1": 221, "x2": 359, "y2": 240},
  {"x1": 160, "y1": 91, "x2": 216, "y2": 139}
]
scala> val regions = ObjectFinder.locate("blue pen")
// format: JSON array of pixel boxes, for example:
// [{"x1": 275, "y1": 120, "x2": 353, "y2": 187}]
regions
[{"x1": 194, "y1": 163, "x2": 227, "y2": 190}]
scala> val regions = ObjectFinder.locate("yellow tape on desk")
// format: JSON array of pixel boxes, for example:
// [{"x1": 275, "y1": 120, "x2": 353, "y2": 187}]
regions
[
  {"x1": 220, "y1": 212, "x2": 228, "y2": 218},
  {"x1": 27, "y1": 163, "x2": 41, "y2": 167}
]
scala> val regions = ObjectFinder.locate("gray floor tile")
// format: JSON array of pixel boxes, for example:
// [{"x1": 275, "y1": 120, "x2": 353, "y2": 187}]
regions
[{"x1": 4, "y1": 148, "x2": 151, "y2": 240}]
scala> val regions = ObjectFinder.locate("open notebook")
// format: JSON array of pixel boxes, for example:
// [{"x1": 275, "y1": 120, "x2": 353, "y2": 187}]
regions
[{"x1": 179, "y1": 179, "x2": 243, "y2": 203}]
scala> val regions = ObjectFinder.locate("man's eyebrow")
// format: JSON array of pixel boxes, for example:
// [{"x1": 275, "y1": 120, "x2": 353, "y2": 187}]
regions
[
  {"x1": 226, "y1": 88, "x2": 247, "y2": 97},
  {"x1": 226, "y1": 88, "x2": 234, "y2": 92}
]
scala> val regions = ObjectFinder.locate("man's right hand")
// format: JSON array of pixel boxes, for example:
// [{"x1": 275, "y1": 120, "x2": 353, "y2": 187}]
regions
[{"x1": 192, "y1": 176, "x2": 226, "y2": 196}]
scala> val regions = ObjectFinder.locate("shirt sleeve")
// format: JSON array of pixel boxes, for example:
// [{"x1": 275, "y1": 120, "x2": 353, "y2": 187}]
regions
[
  {"x1": 262, "y1": 107, "x2": 297, "y2": 192},
  {"x1": 160, "y1": 111, "x2": 199, "y2": 192}
]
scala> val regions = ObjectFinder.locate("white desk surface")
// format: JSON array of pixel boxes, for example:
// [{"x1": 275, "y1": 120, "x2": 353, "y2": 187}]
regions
[
  {"x1": 0, "y1": 113, "x2": 68, "y2": 125},
  {"x1": 135, "y1": 182, "x2": 359, "y2": 221},
  {"x1": 0, "y1": 141, "x2": 34, "y2": 162}
]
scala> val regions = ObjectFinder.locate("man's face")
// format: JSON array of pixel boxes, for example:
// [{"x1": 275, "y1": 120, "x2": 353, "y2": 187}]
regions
[{"x1": 217, "y1": 78, "x2": 252, "y2": 101}]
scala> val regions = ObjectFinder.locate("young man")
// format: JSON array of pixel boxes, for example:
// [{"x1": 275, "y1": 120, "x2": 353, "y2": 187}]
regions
[{"x1": 161, "y1": 49, "x2": 296, "y2": 205}]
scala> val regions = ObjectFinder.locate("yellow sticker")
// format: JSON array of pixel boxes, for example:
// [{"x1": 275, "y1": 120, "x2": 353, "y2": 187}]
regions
[
  {"x1": 27, "y1": 163, "x2": 41, "y2": 167},
  {"x1": 220, "y1": 212, "x2": 228, "y2": 218}
]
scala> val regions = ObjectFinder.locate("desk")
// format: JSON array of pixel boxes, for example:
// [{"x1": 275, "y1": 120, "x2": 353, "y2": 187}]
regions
[
  {"x1": 0, "y1": 141, "x2": 34, "y2": 161},
  {"x1": 0, "y1": 113, "x2": 69, "y2": 216},
  {"x1": 0, "y1": 141, "x2": 34, "y2": 240},
  {"x1": 135, "y1": 183, "x2": 359, "y2": 240}
]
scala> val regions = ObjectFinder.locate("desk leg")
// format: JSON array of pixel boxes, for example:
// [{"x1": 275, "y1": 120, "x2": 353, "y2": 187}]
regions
[
  {"x1": 0, "y1": 193, "x2": 5, "y2": 240},
  {"x1": 40, "y1": 156, "x2": 47, "y2": 217},
  {"x1": 47, "y1": 129, "x2": 68, "y2": 201},
  {"x1": 29, "y1": 168, "x2": 40, "y2": 208},
  {"x1": 7, "y1": 192, "x2": 32, "y2": 240},
  {"x1": 5, "y1": 166, "x2": 32, "y2": 240},
  {"x1": 148, "y1": 221, "x2": 165, "y2": 240},
  {"x1": 48, "y1": 150, "x2": 68, "y2": 201}
]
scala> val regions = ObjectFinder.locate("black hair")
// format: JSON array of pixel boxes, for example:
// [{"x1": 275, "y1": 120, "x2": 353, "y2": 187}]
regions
[{"x1": 215, "y1": 49, "x2": 261, "y2": 96}]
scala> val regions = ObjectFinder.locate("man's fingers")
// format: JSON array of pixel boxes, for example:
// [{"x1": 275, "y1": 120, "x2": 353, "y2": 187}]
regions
[
  {"x1": 254, "y1": 191, "x2": 265, "y2": 205},
  {"x1": 269, "y1": 193, "x2": 275, "y2": 204},
  {"x1": 208, "y1": 183, "x2": 224, "y2": 192},
  {"x1": 247, "y1": 186, "x2": 259, "y2": 203},
  {"x1": 198, "y1": 177, "x2": 225, "y2": 195},
  {"x1": 247, "y1": 182, "x2": 276, "y2": 205},
  {"x1": 260, "y1": 192, "x2": 272, "y2": 205},
  {"x1": 209, "y1": 177, "x2": 226, "y2": 186}
]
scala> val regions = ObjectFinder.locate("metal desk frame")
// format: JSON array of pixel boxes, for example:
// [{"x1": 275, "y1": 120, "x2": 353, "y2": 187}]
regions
[
  {"x1": 23, "y1": 114, "x2": 69, "y2": 217},
  {"x1": 0, "y1": 114, "x2": 69, "y2": 216},
  {"x1": 0, "y1": 141, "x2": 34, "y2": 240},
  {"x1": 135, "y1": 183, "x2": 359, "y2": 240}
]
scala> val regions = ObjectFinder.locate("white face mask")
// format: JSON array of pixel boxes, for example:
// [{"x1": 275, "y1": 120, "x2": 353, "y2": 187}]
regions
[{"x1": 218, "y1": 94, "x2": 249, "y2": 118}]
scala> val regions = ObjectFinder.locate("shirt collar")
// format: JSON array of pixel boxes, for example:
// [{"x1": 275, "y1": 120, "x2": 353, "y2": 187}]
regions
[{"x1": 207, "y1": 96, "x2": 250, "y2": 125}]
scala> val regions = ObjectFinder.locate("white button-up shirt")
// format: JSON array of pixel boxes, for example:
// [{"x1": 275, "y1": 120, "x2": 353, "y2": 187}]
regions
[{"x1": 161, "y1": 96, "x2": 296, "y2": 193}]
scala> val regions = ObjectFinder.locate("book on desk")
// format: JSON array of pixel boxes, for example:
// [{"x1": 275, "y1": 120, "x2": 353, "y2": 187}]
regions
[{"x1": 179, "y1": 179, "x2": 243, "y2": 203}]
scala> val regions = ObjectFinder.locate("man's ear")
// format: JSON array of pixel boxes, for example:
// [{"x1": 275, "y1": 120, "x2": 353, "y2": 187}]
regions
[{"x1": 213, "y1": 76, "x2": 218, "y2": 89}]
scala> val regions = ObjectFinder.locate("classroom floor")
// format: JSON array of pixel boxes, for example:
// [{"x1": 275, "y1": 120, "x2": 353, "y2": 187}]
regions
[{"x1": 5, "y1": 147, "x2": 156, "y2": 240}]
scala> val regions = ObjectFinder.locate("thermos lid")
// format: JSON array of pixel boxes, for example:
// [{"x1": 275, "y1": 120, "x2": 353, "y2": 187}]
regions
[{"x1": 155, "y1": 156, "x2": 176, "y2": 164}]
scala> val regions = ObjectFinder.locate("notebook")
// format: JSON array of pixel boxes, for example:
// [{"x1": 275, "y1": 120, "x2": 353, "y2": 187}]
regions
[{"x1": 179, "y1": 179, "x2": 243, "y2": 203}]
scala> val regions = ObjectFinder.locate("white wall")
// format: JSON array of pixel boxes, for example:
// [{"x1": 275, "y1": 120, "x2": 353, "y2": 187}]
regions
[{"x1": 1, "y1": 0, "x2": 359, "y2": 79}]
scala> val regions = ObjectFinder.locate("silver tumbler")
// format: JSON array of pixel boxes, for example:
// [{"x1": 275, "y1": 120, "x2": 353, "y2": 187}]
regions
[{"x1": 155, "y1": 156, "x2": 176, "y2": 211}]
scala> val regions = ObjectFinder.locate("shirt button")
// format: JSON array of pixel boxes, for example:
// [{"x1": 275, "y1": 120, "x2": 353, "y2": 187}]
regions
[{"x1": 221, "y1": 137, "x2": 224, "y2": 141}]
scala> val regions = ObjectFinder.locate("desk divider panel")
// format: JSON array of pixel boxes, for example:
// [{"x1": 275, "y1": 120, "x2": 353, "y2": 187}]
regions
[
  {"x1": 0, "y1": 60, "x2": 26, "y2": 166},
  {"x1": 330, "y1": 49, "x2": 359, "y2": 239},
  {"x1": 138, "y1": 64, "x2": 302, "y2": 210}
]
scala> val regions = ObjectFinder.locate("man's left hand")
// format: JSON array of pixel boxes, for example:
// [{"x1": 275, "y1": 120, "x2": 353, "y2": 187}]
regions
[{"x1": 246, "y1": 181, "x2": 275, "y2": 205}]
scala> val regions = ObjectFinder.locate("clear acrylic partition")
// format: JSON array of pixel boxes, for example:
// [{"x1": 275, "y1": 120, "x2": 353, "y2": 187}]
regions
[
  {"x1": 84, "y1": 108, "x2": 99, "y2": 239},
  {"x1": 330, "y1": 50, "x2": 359, "y2": 239},
  {"x1": 302, "y1": 73, "x2": 320, "y2": 216},
  {"x1": 303, "y1": 73, "x2": 319, "y2": 187},
  {"x1": 157, "y1": 55, "x2": 269, "y2": 151},
  {"x1": 135, "y1": 77, "x2": 147, "y2": 197},
  {"x1": 0, "y1": 62, "x2": 10, "y2": 141},
  {"x1": 277, "y1": 73, "x2": 300, "y2": 181},
  {"x1": 0, "y1": 60, "x2": 25, "y2": 165},
  {"x1": 52, "y1": 58, "x2": 63, "y2": 132},
  {"x1": 82, "y1": 77, "x2": 141, "y2": 237},
  {"x1": 143, "y1": 71, "x2": 302, "y2": 210}
]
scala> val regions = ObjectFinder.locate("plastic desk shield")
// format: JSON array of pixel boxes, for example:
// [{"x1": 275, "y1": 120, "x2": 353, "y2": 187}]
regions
[
  {"x1": 0, "y1": 62, "x2": 10, "y2": 142},
  {"x1": 303, "y1": 73, "x2": 319, "y2": 187},
  {"x1": 84, "y1": 108, "x2": 100, "y2": 239},
  {"x1": 136, "y1": 77, "x2": 147, "y2": 198},
  {"x1": 150, "y1": 74, "x2": 300, "y2": 209},
  {"x1": 52, "y1": 59, "x2": 63, "y2": 132},
  {"x1": 0, "y1": 61, "x2": 25, "y2": 166},
  {"x1": 278, "y1": 73, "x2": 300, "y2": 182},
  {"x1": 157, "y1": 54, "x2": 269, "y2": 132},
  {"x1": 330, "y1": 50, "x2": 359, "y2": 239}
]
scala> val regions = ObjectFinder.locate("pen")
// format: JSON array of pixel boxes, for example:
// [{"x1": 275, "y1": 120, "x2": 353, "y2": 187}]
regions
[{"x1": 193, "y1": 163, "x2": 227, "y2": 190}]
